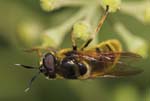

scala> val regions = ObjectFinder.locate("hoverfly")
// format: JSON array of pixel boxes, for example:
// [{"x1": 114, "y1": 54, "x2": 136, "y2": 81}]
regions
[{"x1": 15, "y1": 5, "x2": 143, "y2": 91}]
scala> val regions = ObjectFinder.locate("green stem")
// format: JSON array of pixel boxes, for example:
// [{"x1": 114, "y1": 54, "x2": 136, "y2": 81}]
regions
[
  {"x1": 56, "y1": 0, "x2": 90, "y2": 7},
  {"x1": 44, "y1": 6, "x2": 90, "y2": 47},
  {"x1": 52, "y1": 0, "x2": 92, "y2": 10}
]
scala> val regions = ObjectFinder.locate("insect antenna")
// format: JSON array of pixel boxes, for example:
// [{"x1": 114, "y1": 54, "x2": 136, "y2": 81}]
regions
[
  {"x1": 15, "y1": 64, "x2": 38, "y2": 69},
  {"x1": 24, "y1": 71, "x2": 41, "y2": 92},
  {"x1": 15, "y1": 64, "x2": 41, "y2": 92}
]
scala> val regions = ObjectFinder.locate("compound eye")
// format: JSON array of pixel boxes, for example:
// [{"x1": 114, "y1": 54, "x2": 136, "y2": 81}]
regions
[{"x1": 43, "y1": 53, "x2": 55, "y2": 72}]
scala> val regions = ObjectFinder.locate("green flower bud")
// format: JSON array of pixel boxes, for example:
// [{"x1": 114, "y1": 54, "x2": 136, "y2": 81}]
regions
[
  {"x1": 144, "y1": 6, "x2": 150, "y2": 23},
  {"x1": 73, "y1": 21, "x2": 91, "y2": 41},
  {"x1": 101, "y1": 0, "x2": 121, "y2": 12},
  {"x1": 40, "y1": 0, "x2": 56, "y2": 12},
  {"x1": 17, "y1": 21, "x2": 41, "y2": 47}
]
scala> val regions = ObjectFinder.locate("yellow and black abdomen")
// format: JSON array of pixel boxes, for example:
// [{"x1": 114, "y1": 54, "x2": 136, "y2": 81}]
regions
[
  {"x1": 85, "y1": 39, "x2": 123, "y2": 77},
  {"x1": 92, "y1": 39, "x2": 122, "y2": 52}
]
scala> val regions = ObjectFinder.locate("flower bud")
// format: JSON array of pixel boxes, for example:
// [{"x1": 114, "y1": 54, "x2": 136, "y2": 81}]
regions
[
  {"x1": 17, "y1": 21, "x2": 41, "y2": 47},
  {"x1": 73, "y1": 21, "x2": 91, "y2": 41},
  {"x1": 144, "y1": 6, "x2": 150, "y2": 23},
  {"x1": 101, "y1": 0, "x2": 121, "y2": 12},
  {"x1": 40, "y1": 0, "x2": 56, "y2": 12}
]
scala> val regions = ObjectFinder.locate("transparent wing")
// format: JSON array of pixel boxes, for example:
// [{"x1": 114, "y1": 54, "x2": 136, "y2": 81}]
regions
[
  {"x1": 80, "y1": 52, "x2": 143, "y2": 78},
  {"x1": 103, "y1": 62, "x2": 143, "y2": 77},
  {"x1": 102, "y1": 52, "x2": 142, "y2": 63}
]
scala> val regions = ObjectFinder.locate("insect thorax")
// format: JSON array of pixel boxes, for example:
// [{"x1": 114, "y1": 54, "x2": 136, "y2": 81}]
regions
[{"x1": 55, "y1": 50, "x2": 90, "y2": 79}]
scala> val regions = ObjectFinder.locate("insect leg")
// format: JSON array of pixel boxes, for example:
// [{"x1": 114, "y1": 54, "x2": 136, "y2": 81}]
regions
[
  {"x1": 24, "y1": 47, "x2": 43, "y2": 57},
  {"x1": 24, "y1": 47, "x2": 56, "y2": 57},
  {"x1": 81, "y1": 5, "x2": 109, "y2": 50},
  {"x1": 71, "y1": 31, "x2": 77, "y2": 51},
  {"x1": 106, "y1": 44, "x2": 113, "y2": 51},
  {"x1": 96, "y1": 47, "x2": 102, "y2": 53}
]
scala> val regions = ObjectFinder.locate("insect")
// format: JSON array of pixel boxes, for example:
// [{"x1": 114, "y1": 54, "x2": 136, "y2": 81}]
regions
[{"x1": 15, "y1": 5, "x2": 143, "y2": 91}]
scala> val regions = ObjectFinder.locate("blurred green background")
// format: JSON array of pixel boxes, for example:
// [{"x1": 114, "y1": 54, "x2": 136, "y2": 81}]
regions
[{"x1": 0, "y1": 0, "x2": 150, "y2": 101}]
